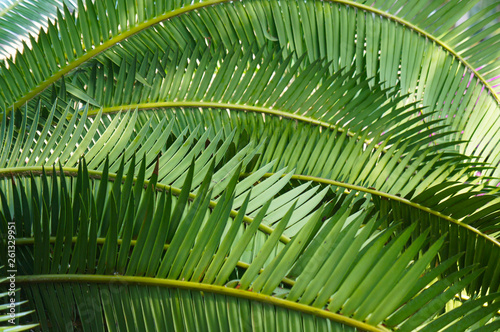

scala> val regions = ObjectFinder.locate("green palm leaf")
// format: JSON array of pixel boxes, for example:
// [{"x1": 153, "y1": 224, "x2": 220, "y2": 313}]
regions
[
  {"x1": 1, "y1": 90, "x2": 499, "y2": 295},
  {"x1": 1, "y1": 159, "x2": 499, "y2": 331},
  {"x1": 0, "y1": 0, "x2": 499, "y2": 331}
]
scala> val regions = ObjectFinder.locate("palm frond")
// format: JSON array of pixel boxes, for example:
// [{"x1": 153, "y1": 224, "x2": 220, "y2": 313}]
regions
[
  {"x1": 31, "y1": 45, "x2": 483, "y2": 191},
  {"x1": 1, "y1": 0, "x2": 498, "y2": 174},
  {"x1": 0, "y1": 1, "x2": 499, "y2": 331},
  {"x1": 2, "y1": 159, "x2": 500, "y2": 331},
  {"x1": 354, "y1": 0, "x2": 500, "y2": 95},
  {"x1": 1, "y1": 96, "x2": 499, "y2": 296}
]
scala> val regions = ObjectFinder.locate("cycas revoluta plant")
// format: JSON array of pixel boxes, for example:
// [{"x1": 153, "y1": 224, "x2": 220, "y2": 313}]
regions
[{"x1": 0, "y1": 0, "x2": 499, "y2": 331}]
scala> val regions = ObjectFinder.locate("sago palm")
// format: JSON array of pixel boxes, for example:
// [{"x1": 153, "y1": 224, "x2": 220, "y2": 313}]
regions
[{"x1": 0, "y1": 0, "x2": 499, "y2": 331}]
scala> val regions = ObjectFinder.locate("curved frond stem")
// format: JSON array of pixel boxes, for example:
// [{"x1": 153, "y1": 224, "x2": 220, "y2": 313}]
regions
[
  {"x1": 0, "y1": 166, "x2": 291, "y2": 244},
  {"x1": 87, "y1": 101, "x2": 389, "y2": 154},
  {"x1": 10, "y1": 0, "x2": 231, "y2": 111},
  {"x1": 251, "y1": 172, "x2": 500, "y2": 250},
  {"x1": 7, "y1": 274, "x2": 388, "y2": 332},
  {"x1": 13, "y1": 237, "x2": 296, "y2": 286},
  {"x1": 4, "y1": 165, "x2": 498, "y2": 250},
  {"x1": 9, "y1": 0, "x2": 498, "y2": 114},
  {"x1": 333, "y1": 0, "x2": 499, "y2": 104}
]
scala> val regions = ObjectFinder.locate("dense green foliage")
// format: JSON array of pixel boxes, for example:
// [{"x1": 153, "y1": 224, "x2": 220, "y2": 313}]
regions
[{"x1": 0, "y1": 0, "x2": 499, "y2": 331}]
